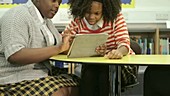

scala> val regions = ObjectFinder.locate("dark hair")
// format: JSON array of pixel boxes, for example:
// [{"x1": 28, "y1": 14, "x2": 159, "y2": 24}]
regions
[{"x1": 68, "y1": 0, "x2": 122, "y2": 23}]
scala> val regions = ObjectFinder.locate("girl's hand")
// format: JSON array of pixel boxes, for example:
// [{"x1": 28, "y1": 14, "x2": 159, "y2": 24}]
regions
[
  {"x1": 60, "y1": 35, "x2": 71, "y2": 53},
  {"x1": 62, "y1": 27, "x2": 76, "y2": 45},
  {"x1": 95, "y1": 44, "x2": 107, "y2": 56},
  {"x1": 62, "y1": 26, "x2": 78, "y2": 35},
  {"x1": 104, "y1": 49, "x2": 123, "y2": 59}
]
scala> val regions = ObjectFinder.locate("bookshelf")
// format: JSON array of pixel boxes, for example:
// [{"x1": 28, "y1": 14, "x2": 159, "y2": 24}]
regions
[
  {"x1": 158, "y1": 29, "x2": 170, "y2": 54},
  {"x1": 129, "y1": 27, "x2": 170, "y2": 55}
]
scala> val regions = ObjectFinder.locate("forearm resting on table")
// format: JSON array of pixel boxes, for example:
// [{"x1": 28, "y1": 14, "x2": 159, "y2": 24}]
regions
[
  {"x1": 117, "y1": 45, "x2": 129, "y2": 56},
  {"x1": 8, "y1": 45, "x2": 64, "y2": 65},
  {"x1": 105, "y1": 45, "x2": 129, "y2": 59},
  {"x1": 106, "y1": 46, "x2": 128, "y2": 56}
]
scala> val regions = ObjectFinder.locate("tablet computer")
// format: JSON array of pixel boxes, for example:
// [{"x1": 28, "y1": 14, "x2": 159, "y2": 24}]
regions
[{"x1": 67, "y1": 33, "x2": 108, "y2": 58}]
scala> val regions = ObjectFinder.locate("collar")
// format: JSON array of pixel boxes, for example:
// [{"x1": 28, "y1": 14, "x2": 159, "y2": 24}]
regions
[
  {"x1": 83, "y1": 17, "x2": 103, "y2": 29},
  {"x1": 26, "y1": 0, "x2": 45, "y2": 25},
  {"x1": 34, "y1": 6, "x2": 45, "y2": 24}
]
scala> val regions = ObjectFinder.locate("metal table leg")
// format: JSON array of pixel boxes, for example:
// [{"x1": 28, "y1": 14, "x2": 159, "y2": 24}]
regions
[
  {"x1": 109, "y1": 65, "x2": 116, "y2": 96},
  {"x1": 117, "y1": 66, "x2": 122, "y2": 96}
]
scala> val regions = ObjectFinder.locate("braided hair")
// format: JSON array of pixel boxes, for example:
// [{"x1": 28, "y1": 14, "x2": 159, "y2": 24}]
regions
[{"x1": 68, "y1": 0, "x2": 122, "y2": 23}]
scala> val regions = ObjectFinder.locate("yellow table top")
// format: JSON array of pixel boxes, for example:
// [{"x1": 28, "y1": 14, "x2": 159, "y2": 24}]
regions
[{"x1": 50, "y1": 55, "x2": 170, "y2": 65}]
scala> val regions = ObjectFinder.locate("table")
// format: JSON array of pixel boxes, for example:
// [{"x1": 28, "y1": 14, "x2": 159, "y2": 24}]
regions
[{"x1": 50, "y1": 54, "x2": 170, "y2": 96}]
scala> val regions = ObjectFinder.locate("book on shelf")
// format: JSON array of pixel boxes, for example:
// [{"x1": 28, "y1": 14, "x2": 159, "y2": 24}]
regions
[
  {"x1": 130, "y1": 36, "x2": 154, "y2": 54},
  {"x1": 52, "y1": 61, "x2": 69, "y2": 68},
  {"x1": 160, "y1": 38, "x2": 169, "y2": 54}
]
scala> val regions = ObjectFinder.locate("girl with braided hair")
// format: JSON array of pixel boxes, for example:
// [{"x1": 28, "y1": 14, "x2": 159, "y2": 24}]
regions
[{"x1": 63, "y1": 0, "x2": 134, "y2": 96}]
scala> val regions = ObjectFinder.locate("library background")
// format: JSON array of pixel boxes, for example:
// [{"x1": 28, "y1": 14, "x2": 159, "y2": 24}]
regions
[{"x1": 0, "y1": 0, "x2": 170, "y2": 96}]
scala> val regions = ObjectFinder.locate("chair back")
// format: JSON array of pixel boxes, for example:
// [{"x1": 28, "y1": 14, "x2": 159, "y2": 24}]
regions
[
  {"x1": 121, "y1": 40, "x2": 142, "y2": 92},
  {"x1": 130, "y1": 40, "x2": 142, "y2": 54}
]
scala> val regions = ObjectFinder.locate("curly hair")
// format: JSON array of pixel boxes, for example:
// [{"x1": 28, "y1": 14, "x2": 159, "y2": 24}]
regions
[{"x1": 68, "y1": 0, "x2": 122, "y2": 23}]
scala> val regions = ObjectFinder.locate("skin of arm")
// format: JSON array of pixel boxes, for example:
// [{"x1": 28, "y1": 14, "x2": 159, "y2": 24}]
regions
[
  {"x1": 104, "y1": 45, "x2": 128, "y2": 59},
  {"x1": 61, "y1": 26, "x2": 78, "y2": 54},
  {"x1": 103, "y1": 13, "x2": 130, "y2": 59},
  {"x1": 8, "y1": 35, "x2": 71, "y2": 65},
  {"x1": 95, "y1": 44, "x2": 128, "y2": 59},
  {"x1": 95, "y1": 44, "x2": 107, "y2": 56},
  {"x1": 6, "y1": 0, "x2": 70, "y2": 65}
]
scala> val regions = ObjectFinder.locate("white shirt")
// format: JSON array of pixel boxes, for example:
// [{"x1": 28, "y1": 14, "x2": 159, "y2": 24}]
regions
[
  {"x1": 34, "y1": 5, "x2": 55, "y2": 46},
  {"x1": 83, "y1": 17, "x2": 103, "y2": 30}
]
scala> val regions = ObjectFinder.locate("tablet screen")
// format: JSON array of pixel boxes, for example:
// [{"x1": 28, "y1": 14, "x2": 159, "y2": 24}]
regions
[{"x1": 67, "y1": 33, "x2": 108, "y2": 58}]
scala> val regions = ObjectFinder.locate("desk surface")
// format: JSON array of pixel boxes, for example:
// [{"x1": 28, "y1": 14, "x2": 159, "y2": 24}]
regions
[{"x1": 50, "y1": 55, "x2": 170, "y2": 65}]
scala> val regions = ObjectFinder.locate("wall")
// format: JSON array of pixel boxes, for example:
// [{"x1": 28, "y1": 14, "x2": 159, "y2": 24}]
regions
[
  {"x1": 52, "y1": 0, "x2": 170, "y2": 28},
  {"x1": 0, "y1": 0, "x2": 170, "y2": 27},
  {"x1": 122, "y1": 0, "x2": 170, "y2": 23}
]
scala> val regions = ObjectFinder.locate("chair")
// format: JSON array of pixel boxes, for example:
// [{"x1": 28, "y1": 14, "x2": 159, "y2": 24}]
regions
[
  {"x1": 130, "y1": 39, "x2": 142, "y2": 55},
  {"x1": 121, "y1": 40, "x2": 145, "y2": 96},
  {"x1": 115, "y1": 39, "x2": 142, "y2": 93},
  {"x1": 119, "y1": 39, "x2": 142, "y2": 94}
]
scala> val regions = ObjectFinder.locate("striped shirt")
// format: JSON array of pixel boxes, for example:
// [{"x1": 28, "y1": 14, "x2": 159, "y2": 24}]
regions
[{"x1": 65, "y1": 13, "x2": 134, "y2": 54}]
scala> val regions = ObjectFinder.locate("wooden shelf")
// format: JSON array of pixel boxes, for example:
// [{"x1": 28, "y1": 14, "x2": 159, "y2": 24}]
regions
[{"x1": 129, "y1": 28, "x2": 170, "y2": 54}]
